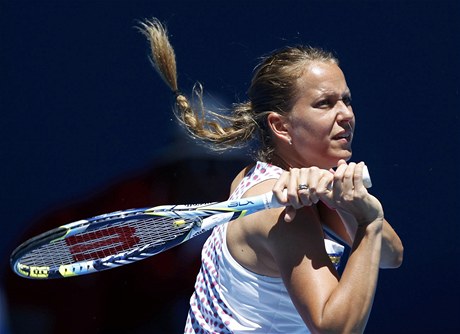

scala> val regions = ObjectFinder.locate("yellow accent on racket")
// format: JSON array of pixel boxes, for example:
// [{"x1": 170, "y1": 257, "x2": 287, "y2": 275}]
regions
[{"x1": 174, "y1": 219, "x2": 186, "y2": 227}]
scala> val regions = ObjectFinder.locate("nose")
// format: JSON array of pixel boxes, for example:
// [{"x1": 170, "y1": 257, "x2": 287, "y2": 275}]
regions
[{"x1": 336, "y1": 100, "x2": 354, "y2": 122}]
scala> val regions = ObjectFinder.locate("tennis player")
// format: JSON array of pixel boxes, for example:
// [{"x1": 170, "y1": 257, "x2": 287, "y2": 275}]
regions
[{"x1": 140, "y1": 18, "x2": 403, "y2": 334}]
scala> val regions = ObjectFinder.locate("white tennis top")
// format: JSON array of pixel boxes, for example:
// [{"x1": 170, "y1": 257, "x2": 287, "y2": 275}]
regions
[{"x1": 184, "y1": 161, "x2": 345, "y2": 333}]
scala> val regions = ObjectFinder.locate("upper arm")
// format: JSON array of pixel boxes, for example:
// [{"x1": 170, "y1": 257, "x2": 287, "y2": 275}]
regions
[
  {"x1": 265, "y1": 208, "x2": 342, "y2": 329},
  {"x1": 232, "y1": 179, "x2": 345, "y2": 330}
]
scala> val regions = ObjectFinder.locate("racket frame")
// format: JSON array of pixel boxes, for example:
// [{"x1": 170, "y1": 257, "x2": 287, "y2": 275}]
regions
[{"x1": 11, "y1": 192, "x2": 280, "y2": 279}]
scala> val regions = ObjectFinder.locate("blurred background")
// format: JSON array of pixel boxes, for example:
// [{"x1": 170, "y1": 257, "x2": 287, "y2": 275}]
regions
[{"x1": 1, "y1": 0, "x2": 459, "y2": 333}]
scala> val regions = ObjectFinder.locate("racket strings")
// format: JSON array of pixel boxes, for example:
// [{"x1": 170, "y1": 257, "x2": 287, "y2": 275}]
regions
[{"x1": 18, "y1": 215, "x2": 196, "y2": 267}]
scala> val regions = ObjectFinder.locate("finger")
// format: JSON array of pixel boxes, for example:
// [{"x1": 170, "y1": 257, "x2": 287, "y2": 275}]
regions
[
  {"x1": 273, "y1": 171, "x2": 290, "y2": 204},
  {"x1": 337, "y1": 159, "x2": 347, "y2": 167},
  {"x1": 297, "y1": 168, "x2": 313, "y2": 206},
  {"x1": 332, "y1": 162, "x2": 348, "y2": 196},
  {"x1": 287, "y1": 168, "x2": 302, "y2": 209},
  {"x1": 317, "y1": 171, "x2": 335, "y2": 208},
  {"x1": 354, "y1": 162, "x2": 369, "y2": 193},
  {"x1": 305, "y1": 167, "x2": 322, "y2": 204},
  {"x1": 317, "y1": 170, "x2": 334, "y2": 195},
  {"x1": 283, "y1": 206, "x2": 297, "y2": 222},
  {"x1": 343, "y1": 162, "x2": 356, "y2": 193}
]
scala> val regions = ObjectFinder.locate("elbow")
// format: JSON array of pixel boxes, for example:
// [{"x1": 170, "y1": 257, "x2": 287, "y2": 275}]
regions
[
  {"x1": 307, "y1": 313, "x2": 367, "y2": 334},
  {"x1": 381, "y1": 241, "x2": 404, "y2": 269},
  {"x1": 391, "y1": 238, "x2": 404, "y2": 268},
  {"x1": 309, "y1": 323, "x2": 366, "y2": 334},
  {"x1": 384, "y1": 253, "x2": 403, "y2": 269},
  {"x1": 394, "y1": 243, "x2": 404, "y2": 268}
]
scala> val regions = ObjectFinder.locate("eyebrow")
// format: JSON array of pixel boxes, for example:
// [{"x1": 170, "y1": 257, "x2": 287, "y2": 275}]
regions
[{"x1": 314, "y1": 88, "x2": 351, "y2": 98}]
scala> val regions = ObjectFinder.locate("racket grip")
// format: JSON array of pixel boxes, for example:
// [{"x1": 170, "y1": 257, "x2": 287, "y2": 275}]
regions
[
  {"x1": 362, "y1": 165, "x2": 372, "y2": 188},
  {"x1": 331, "y1": 165, "x2": 372, "y2": 188},
  {"x1": 326, "y1": 165, "x2": 372, "y2": 190}
]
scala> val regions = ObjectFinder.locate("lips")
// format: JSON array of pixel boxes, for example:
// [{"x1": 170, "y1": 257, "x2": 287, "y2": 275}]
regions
[{"x1": 332, "y1": 131, "x2": 352, "y2": 141}]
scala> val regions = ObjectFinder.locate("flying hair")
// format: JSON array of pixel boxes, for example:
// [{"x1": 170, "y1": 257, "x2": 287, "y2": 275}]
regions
[
  {"x1": 138, "y1": 18, "x2": 339, "y2": 161},
  {"x1": 137, "y1": 18, "x2": 258, "y2": 152}
]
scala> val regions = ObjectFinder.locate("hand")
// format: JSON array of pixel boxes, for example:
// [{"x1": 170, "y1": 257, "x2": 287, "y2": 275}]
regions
[
  {"x1": 272, "y1": 161, "x2": 383, "y2": 225},
  {"x1": 273, "y1": 166, "x2": 334, "y2": 222},
  {"x1": 319, "y1": 160, "x2": 384, "y2": 226}
]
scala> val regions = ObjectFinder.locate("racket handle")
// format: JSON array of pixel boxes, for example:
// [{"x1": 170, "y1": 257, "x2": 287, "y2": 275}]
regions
[
  {"x1": 325, "y1": 165, "x2": 372, "y2": 190},
  {"x1": 362, "y1": 165, "x2": 372, "y2": 188}
]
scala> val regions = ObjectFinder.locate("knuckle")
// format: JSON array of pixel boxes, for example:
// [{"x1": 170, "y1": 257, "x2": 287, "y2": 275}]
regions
[
  {"x1": 333, "y1": 174, "x2": 341, "y2": 183},
  {"x1": 287, "y1": 189, "x2": 298, "y2": 199},
  {"x1": 343, "y1": 194, "x2": 354, "y2": 201},
  {"x1": 300, "y1": 197, "x2": 312, "y2": 206},
  {"x1": 290, "y1": 168, "x2": 300, "y2": 175},
  {"x1": 344, "y1": 169, "x2": 354, "y2": 178}
]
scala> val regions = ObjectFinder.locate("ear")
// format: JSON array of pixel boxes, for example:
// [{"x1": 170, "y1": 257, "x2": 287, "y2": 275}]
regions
[{"x1": 267, "y1": 112, "x2": 291, "y2": 145}]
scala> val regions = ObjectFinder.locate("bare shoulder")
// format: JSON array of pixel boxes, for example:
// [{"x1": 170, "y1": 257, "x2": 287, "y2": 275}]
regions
[
  {"x1": 226, "y1": 177, "x2": 282, "y2": 276},
  {"x1": 227, "y1": 178, "x2": 330, "y2": 277}
]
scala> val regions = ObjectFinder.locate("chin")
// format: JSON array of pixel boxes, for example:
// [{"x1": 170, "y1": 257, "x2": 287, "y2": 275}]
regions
[
  {"x1": 328, "y1": 151, "x2": 352, "y2": 168},
  {"x1": 342, "y1": 149, "x2": 353, "y2": 161}
]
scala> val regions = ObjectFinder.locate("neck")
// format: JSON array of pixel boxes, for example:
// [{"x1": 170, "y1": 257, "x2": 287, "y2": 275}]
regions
[
  {"x1": 270, "y1": 153, "x2": 293, "y2": 171},
  {"x1": 270, "y1": 152, "x2": 338, "y2": 171}
]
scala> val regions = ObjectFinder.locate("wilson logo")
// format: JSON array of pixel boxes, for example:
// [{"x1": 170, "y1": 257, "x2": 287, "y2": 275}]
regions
[{"x1": 65, "y1": 226, "x2": 140, "y2": 262}]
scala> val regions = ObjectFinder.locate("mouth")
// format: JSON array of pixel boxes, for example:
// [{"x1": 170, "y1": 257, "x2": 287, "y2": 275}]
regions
[{"x1": 332, "y1": 131, "x2": 352, "y2": 142}]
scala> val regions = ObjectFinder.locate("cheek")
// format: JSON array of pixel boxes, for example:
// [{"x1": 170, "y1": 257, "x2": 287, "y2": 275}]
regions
[
  {"x1": 291, "y1": 119, "x2": 330, "y2": 144},
  {"x1": 288, "y1": 107, "x2": 334, "y2": 144}
]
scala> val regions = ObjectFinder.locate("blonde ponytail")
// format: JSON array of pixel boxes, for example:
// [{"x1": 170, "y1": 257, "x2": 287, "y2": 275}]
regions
[
  {"x1": 138, "y1": 18, "x2": 179, "y2": 93},
  {"x1": 138, "y1": 18, "x2": 259, "y2": 152}
]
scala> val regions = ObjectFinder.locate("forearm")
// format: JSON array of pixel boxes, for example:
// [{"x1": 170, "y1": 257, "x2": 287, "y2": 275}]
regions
[
  {"x1": 338, "y1": 211, "x2": 403, "y2": 269},
  {"x1": 321, "y1": 220, "x2": 383, "y2": 333},
  {"x1": 379, "y1": 219, "x2": 404, "y2": 268}
]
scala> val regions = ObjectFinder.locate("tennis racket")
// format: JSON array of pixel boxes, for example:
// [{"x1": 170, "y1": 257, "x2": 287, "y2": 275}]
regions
[{"x1": 11, "y1": 166, "x2": 371, "y2": 280}]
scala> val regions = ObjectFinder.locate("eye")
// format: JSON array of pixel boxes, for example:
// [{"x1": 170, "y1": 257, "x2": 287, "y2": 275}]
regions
[
  {"x1": 342, "y1": 95, "x2": 352, "y2": 106},
  {"x1": 314, "y1": 99, "x2": 332, "y2": 109}
]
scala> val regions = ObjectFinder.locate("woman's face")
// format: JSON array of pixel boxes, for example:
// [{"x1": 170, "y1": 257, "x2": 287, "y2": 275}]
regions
[{"x1": 285, "y1": 61, "x2": 355, "y2": 169}]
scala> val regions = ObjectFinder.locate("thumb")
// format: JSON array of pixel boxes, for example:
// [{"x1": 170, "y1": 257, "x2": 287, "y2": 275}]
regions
[
  {"x1": 283, "y1": 206, "x2": 297, "y2": 222},
  {"x1": 336, "y1": 159, "x2": 347, "y2": 167}
]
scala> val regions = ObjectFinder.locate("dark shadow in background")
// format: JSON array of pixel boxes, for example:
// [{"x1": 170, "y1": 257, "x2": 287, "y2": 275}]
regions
[{"x1": 1, "y1": 1, "x2": 459, "y2": 333}]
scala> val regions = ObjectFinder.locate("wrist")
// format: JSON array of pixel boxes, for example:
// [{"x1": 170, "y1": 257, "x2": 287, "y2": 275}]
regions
[
  {"x1": 356, "y1": 216, "x2": 384, "y2": 231},
  {"x1": 336, "y1": 209, "x2": 383, "y2": 227}
]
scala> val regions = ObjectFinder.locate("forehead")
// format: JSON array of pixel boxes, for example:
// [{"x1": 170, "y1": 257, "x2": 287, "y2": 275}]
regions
[{"x1": 297, "y1": 61, "x2": 348, "y2": 95}]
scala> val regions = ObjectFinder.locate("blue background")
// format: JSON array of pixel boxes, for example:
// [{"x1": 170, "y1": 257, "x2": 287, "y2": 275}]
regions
[{"x1": 1, "y1": 0, "x2": 459, "y2": 333}]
